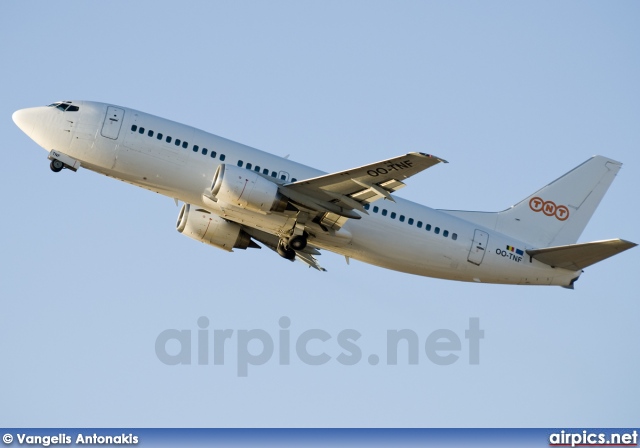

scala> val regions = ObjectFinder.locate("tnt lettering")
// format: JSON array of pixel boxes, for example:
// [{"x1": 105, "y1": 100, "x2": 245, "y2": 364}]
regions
[{"x1": 529, "y1": 197, "x2": 570, "y2": 221}]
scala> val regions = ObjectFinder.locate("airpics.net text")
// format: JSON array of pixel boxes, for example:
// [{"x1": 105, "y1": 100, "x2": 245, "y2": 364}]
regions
[{"x1": 155, "y1": 317, "x2": 484, "y2": 377}]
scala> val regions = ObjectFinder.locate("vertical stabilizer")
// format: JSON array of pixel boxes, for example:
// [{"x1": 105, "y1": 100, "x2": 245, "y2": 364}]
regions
[
  {"x1": 495, "y1": 156, "x2": 622, "y2": 247},
  {"x1": 441, "y1": 156, "x2": 623, "y2": 248}
]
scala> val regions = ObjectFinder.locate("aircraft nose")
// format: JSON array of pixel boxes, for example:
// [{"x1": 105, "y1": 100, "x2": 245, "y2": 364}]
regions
[{"x1": 12, "y1": 108, "x2": 37, "y2": 136}]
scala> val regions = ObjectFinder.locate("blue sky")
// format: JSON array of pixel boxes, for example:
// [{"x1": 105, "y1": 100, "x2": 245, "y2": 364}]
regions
[{"x1": 1, "y1": 1, "x2": 639, "y2": 427}]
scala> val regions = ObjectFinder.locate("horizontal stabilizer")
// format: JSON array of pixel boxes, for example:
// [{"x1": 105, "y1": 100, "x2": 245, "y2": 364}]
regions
[{"x1": 527, "y1": 239, "x2": 637, "y2": 271}]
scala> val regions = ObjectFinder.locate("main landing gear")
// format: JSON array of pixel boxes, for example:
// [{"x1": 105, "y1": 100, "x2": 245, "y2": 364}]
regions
[
  {"x1": 277, "y1": 233, "x2": 308, "y2": 261},
  {"x1": 277, "y1": 239, "x2": 296, "y2": 261},
  {"x1": 288, "y1": 234, "x2": 307, "y2": 251}
]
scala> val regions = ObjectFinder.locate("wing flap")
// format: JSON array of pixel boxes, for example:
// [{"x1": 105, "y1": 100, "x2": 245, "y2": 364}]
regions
[{"x1": 526, "y1": 239, "x2": 637, "y2": 271}]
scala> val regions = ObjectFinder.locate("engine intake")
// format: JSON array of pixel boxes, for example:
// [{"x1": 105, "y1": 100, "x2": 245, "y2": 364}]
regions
[
  {"x1": 176, "y1": 203, "x2": 256, "y2": 251},
  {"x1": 210, "y1": 164, "x2": 287, "y2": 213}
]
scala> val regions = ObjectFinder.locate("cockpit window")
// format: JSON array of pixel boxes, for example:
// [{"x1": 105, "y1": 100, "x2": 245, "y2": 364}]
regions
[{"x1": 47, "y1": 101, "x2": 79, "y2": 112}]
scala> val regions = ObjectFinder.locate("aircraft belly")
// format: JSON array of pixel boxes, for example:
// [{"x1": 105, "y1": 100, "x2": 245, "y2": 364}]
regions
[
  {"x1": 345, "y1": 220, "x2": 460, "y2": 275},
  {"x1": 111, "y1": 142, "x2": 188, "y2": 191}
]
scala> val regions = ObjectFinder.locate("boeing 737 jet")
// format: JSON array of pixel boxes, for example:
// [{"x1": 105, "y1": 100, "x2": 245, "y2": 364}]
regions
[{"x1": 12, "y1": 100, "x2": 636, "y2": 287}]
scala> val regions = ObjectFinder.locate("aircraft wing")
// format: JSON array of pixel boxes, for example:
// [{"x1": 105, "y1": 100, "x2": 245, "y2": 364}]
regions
[{"x1": 280, "y1": 152, "x2": 447, "y2": 218}]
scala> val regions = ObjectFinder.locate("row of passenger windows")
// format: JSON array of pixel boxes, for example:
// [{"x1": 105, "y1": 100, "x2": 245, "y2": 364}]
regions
[
  {"x1": 130, "y1": 124, "x2": 226, "y2": 161},
  {"x1": 236, "y1": 160, "x2": 297, "y2": 182},
  {"x1": 363, "y1": 203, "x2": 458, "y2": 240},
  {"x1": 131, "y1": 124, "x2": 301, "y2": 182}
]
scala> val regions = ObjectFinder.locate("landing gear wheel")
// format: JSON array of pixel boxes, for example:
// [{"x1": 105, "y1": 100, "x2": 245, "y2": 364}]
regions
[
  {"x1": 277, "y1": 240, "x2": 296, "y2": 261},
  {"x1": 50, "y1": 160, "x2": 64, "y2": 172},
  {"x1": 288, "y1": 234, "x2": 307, "y2": 251}
]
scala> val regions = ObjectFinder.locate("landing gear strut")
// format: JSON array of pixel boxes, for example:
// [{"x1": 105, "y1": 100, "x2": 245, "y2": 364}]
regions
[{"x1": 50, "y1": 159, "x2": 64, "y2": 173}]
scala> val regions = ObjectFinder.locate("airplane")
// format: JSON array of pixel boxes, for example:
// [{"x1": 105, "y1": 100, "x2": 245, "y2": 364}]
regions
[{"x1": 12, "y1": 100, "x2": 636, "y2": 288}]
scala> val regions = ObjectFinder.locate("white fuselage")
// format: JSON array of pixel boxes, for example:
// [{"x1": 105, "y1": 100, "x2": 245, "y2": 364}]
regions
[{"x1": 14, "y1": 101, "x2": 580, "y2": 286}]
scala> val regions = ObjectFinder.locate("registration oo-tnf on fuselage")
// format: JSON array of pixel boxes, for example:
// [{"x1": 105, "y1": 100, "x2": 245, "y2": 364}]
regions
[{"x1": 12, "y1": 101, "x2": 636, "y2": 288}]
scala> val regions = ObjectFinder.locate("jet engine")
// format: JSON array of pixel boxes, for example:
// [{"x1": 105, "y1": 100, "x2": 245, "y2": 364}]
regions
[
  {"x1": 210, "y1": 164, "x2": 287, "y2": 213},
  {"x1": 176, "y1": 203, "x2": 257, "y2": 251}
]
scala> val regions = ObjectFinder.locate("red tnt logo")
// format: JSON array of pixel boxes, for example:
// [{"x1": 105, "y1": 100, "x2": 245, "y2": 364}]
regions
[{"x1": 529, "y1": 197, "x2": 569, "y2": 221}]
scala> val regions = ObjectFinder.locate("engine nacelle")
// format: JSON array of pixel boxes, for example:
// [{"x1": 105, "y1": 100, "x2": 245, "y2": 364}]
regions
[
  {"x1": 176, "y1": 203, "x2": 254, "y2": 251},
  {"x1": 210, "y1": 164, "x2": 287, "y2": 213}
]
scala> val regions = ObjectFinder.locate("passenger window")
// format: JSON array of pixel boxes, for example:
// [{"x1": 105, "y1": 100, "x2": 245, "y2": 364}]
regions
[
  {"x1": 148, "y1": 130, "x2": 154, "y2": 137},
  {"x1": 254, "y1": 166, "x2": 260, "y2": 172},
  {"x1": 157, "y1": 133, "x2": 163, "y2": 140},
  {"x1": 210, "y1": 151, "x2": 216, "y2": 158},
  {"x1": 202, "y1": 148, "x2": 208, "y2": 155},
  {"x1": 166, "y1": 136, "x2": 172, "y2": 143},
  {"x1": 246, "y1": 163, "x2": 252, "y2": 170},
  {"x1": 382, "y1": 209, "x2": 388, "y2": 216},
  {"x1": 263, "y1": 168, "x2": 269, "y2": 175},
  {"x1": 435, "y1": 227, "x2": 440, "y2": 235},
  {"x1": 131, "y1": 125, "x2": 137, "y2": 132},
  {"x1": 399, "y1": 215, "x2": 405, "y2": 222},
  {"x1": 408, "y1": 218, "x2": 414, "y2": 225},
  {"x1": 175, "y1": 139, "x2": 181, "y2": 146},
  {"x1": 373, "y1": 206, "x2": 379, "y2": 213},
  {"x1": 139, "y1": 127, "x2": 145, "y2": 134},
  {"x1": 219, "y1": 154, "x2": 226, "y2": 161},
  {"x1": 443, "y1": 230, "x2": 449, "y2": 237},
  {"x1": 271, "y1": 171, "x2": 277, "y2": 178},
  {"x1": 238, "y1": 160, "x2": 243, "y2": 167},
  {"x1": 291, "y1": 178, "x2": 297, "y2": 182},
  {"x1": 390, "y1": 212, "x2": 396, "y2": 219},
  {"x1": 417, "y1": 221, "x2": 423, "y2": 228},
  {"x1": 182, "y1": 141, "x2": 188, "y2": 149},
  {"x1": 364, "y1": 204, "x2": 370, "y2": 210},
  {"x1": 193, "y1": 145, "x2": 199, "y2": 153},
  {"x1": 426, "y1": 224, "x2": 432, "y2": 231},
  {"x1": 452, "y1": 233, "x2": 458, "y2": 241}
]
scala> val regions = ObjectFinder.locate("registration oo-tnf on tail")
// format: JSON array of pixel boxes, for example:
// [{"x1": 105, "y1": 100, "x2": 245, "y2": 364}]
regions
[{"x1": 13, "y1": 100, "x2": 636, "y2": 288}]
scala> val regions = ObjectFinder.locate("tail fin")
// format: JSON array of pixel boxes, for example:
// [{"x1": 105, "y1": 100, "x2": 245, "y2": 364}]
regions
[{"x1": 442, "y1": 156, "x2": 623, "y2": 247}]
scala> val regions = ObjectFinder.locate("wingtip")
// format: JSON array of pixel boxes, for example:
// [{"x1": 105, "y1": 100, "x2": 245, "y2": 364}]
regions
[
  {"x1": 615, "y1": 239, "x2": 638, "y2": 250},
  {"x1": 415, "y1": 152, "x2": 449, "y2": 163}
]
